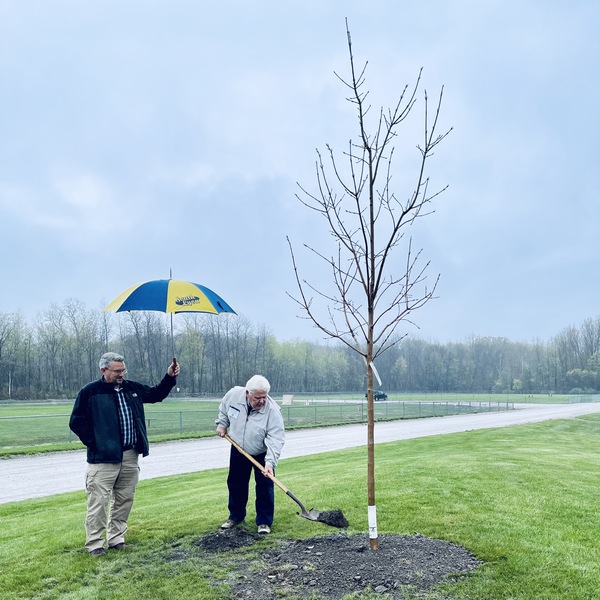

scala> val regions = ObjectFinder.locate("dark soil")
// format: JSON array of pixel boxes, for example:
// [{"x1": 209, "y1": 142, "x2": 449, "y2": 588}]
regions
[
  {"x1": 170, "y1": 527, "x2": 480, "y2": 599},
  {"x1": 315, "y1": 509, "x2": 349, "y2": 528}
]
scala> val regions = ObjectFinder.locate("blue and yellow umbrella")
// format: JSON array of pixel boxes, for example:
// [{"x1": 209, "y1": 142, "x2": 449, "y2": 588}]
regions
[
  {"x1": 105, "y1": 278, "x2": 236, "y2": 315},
  {"x1": 105, "y1": 278, "x2": 236, "y2": 358}
]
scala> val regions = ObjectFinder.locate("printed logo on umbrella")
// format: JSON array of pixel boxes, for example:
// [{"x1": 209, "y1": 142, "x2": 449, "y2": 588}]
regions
[{"x1": 175, "y1": 295, "x2": 202, "y2": 307}]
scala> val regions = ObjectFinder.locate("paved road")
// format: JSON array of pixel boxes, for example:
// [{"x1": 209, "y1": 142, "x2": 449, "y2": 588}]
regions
[{"x1": 2, "y1": 402, "x2": 600, "y2": 504}]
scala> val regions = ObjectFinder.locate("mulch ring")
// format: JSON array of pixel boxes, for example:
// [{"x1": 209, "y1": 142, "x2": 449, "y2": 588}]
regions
[{"x1": 167, "y1": 528, "x2": 481, "y2": 599}]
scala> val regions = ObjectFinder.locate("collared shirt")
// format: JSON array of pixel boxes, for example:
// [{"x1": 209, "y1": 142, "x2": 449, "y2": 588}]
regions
[{"x1": 115, "y1": 388, "x2": 136, "y2": 449}]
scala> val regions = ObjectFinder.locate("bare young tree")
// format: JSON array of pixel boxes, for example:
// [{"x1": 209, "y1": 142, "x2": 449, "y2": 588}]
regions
[{"x1": 287, "y1": 21, "x2": 451, "y2": 550}]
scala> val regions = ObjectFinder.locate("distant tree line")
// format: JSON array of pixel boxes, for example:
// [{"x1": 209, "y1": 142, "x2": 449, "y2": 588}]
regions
[{"x1": 1, "y1": 300, "x2": 600, "y2": 399}]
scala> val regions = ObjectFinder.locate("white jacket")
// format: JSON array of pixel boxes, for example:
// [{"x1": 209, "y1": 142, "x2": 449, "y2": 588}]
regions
[{"x1": 216, "y1": 386, "x2": 285, "y2": 468}]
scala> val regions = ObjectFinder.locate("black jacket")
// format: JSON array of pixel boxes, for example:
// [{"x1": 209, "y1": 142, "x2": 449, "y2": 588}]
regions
[{"x1": 69, "y1": 374, "x2": 176, "y2": 463}]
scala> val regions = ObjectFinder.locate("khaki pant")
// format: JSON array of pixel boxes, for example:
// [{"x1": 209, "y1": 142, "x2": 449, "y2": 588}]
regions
[{"x1": 84, "y1": 450, "x2": 140, "y2": 551}]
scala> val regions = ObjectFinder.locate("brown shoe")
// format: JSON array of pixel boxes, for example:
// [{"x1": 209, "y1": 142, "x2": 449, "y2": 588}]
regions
[{"x1": 220, "y1": 519, "x2": 240, "y2": 530}]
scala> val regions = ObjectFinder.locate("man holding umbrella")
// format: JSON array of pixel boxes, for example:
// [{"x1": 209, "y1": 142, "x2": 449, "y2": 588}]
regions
[{"x1": 70, "y1": 352, "x2": 180, "y2": 556}]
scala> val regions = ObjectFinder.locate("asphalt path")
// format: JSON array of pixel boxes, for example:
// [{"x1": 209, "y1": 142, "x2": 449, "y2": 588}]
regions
[{"x1": 2, "y1": 402, "x2": 600, "y2": 504}]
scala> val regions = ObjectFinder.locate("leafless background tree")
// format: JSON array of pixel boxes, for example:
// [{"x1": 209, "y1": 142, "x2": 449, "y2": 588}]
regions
[{"x1": 287, "y1": 21, "x2": 452, "y2": 549}]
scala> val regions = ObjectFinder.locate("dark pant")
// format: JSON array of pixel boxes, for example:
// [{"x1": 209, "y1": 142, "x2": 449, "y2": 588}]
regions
[{"x1": 227, "y1": 446, "x2": 275, "y2": 526}]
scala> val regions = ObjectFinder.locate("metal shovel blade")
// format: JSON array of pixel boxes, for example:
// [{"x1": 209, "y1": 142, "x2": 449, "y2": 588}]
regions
[
  {"x1": 301, "y1": 507, "x2": 321, "y2": 521},
  {"x1": 285, "y1": 490, "x2": 320, "y2": 521}
]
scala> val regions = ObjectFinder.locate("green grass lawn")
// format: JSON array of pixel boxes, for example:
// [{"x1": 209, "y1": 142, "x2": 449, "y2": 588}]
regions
[{"x1": 2, "y1": 414, "x2": 600, "y2": 599}]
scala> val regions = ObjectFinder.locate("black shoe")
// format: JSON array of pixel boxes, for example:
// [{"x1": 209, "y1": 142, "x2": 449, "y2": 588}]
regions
[
  {"x1": 89, "y1": 548, "x2": 106, "y2": 557},
  {"x1": 108, "y1": 543, "x2": 130, "y2": 550}
]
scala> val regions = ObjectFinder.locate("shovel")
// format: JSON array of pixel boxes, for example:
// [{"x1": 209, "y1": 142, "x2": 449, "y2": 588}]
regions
[{"x1": 224, "y1": 434, "x2": 321, "y2": 522}]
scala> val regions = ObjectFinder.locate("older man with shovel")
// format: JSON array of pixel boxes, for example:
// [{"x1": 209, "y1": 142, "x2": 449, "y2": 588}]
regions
[{"x1": 215, "y1": 375, "x2": 285, "y2": 534}]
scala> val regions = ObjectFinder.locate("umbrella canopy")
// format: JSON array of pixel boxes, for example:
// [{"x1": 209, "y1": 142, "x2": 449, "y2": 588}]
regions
[
  {"x1": 105, "y1": 279, "x2": 236, "y2": 359},
  {"x1": 104, "y1": 279, "x2": 236, "y2": 315}
]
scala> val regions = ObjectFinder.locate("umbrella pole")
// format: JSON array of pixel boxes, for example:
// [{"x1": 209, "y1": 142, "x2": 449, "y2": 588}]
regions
[
  {"x1": 169, "y1": 268, "x2": 175, "y2": 360},
  {"x1": 170, "y1": 312, "x2": 175, "y2": 360}
]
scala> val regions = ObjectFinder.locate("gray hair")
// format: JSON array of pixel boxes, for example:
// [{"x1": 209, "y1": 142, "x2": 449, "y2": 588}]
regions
[
  {"x1": 245, "y1": 374, "x2": 270, "y2": 394},
  {"x1": 99, "y1": 352, "x2": 125, "y2": 370}
]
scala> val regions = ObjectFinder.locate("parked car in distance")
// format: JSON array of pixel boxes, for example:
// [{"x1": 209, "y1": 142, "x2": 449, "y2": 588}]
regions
[{"x1": 365, "y1": 390, "x2": 388, "y2": 401}]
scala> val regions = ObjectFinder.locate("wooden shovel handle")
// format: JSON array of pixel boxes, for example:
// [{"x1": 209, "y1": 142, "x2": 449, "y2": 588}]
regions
[{"x1": 223, "y1": 434, "x2": 289, "y2": 494}]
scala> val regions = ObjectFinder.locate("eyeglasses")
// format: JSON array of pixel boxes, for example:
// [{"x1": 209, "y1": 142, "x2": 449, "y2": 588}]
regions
[
  {"x1": 106, "y1": 368, "x2": 127, "y2": 375},
  {"x1": 250, "y1": 393, "x2": 267, "y2": 401}
]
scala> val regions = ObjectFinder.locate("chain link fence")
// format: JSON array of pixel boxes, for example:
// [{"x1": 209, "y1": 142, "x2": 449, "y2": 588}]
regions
[{"x1": 0, "y1": 400, "x2": 514, "y2": 450}]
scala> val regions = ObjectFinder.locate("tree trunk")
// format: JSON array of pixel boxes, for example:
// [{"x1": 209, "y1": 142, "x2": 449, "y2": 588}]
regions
[{"x1": 367, "y1": 357, "x2": 379, "y2": 550}]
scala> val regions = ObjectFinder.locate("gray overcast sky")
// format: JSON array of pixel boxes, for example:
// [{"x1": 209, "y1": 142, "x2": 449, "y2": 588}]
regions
[{"x1": 1, "y1": 1, "x2": 598, "y2": 344}]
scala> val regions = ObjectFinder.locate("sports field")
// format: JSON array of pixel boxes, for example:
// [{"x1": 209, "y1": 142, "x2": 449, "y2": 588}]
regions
[{"x1": 0, "y1": 393, "x2": 529, "y2": 456}]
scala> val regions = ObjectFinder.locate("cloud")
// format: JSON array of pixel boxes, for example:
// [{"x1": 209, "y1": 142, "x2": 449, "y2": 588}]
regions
[{"x1": 1, "y1": 0, "x2": 599, "y2": 345}]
